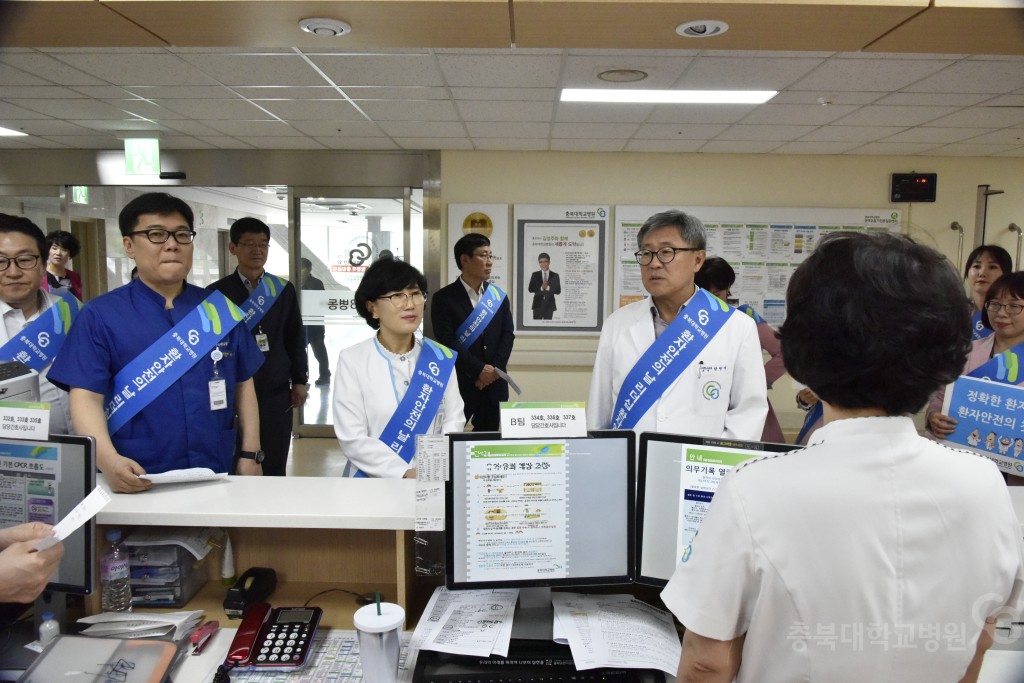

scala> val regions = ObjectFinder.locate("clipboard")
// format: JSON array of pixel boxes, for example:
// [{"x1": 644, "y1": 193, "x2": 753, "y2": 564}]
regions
[{"x1": 18, "y1": 635, "x2": 177, "y2": 682}]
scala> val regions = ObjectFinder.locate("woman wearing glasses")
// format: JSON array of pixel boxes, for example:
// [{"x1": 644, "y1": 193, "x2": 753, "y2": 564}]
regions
[
  {"x1": 928, "y1": 272, "x2": 1024, "y2": 457},
  {"x1": 333, "y1": 258, "x2": 465, "y2": 478}
]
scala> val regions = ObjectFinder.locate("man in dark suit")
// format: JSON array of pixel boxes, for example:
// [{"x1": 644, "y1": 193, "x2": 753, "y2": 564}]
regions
[
  {"x1": 527, "y1": 252, "x2": 561, "y2": 320},
  {"x1": 300, "y1": 257, "x2": 331, "y2": 386},
  {"x1": 430, "y1": 233, "x2": 515, "y2": 431},
  {"x1": 208, "y1": 217, "x2": 308, "y2": 476}
]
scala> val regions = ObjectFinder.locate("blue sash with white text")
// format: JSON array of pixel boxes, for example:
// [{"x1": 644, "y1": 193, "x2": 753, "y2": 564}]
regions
[
  {"x1": 354, "y1": 339, "x2": 457, "y2": 477},
  {"x1": 737, "y1": 303, "x2": 766, "y2": 325},
  {"x1": 105, "y1": 291, "x2": 245, "y2": 435},
  {"x1": 240, "y1": 274, "x2": 286, "y2": 331},
  {"x1": 967, "y1": 341, "x2": 1024, "y2": 386},
  {"x1": 455, "y1": 283, "x2": 506, "y2": 348},
  {"x1": 611, "y1": 289, "x2": 735, "y2": 430},
  {"x1": 971, "y1": 310, "x2": 993, "y2": 341},
  {"x1": 0, "y1": 292, "x2": 81, "y2": 372},
  {"x1": 797, "y1": 401, "x2": 823, "y2": 445}
]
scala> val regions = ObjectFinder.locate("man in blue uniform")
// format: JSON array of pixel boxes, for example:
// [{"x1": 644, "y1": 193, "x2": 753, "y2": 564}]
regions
[
  {"x1": 208, "y1": 217, "x2": 307, "y2": 476},
  {"x1": 49, "y1": 192, "x2": 265, "y2": 493}
]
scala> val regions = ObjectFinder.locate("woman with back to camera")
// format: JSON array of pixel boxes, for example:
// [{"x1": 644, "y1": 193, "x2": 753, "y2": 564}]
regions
[
  {"x1": 964, "y1": 244, "x2": 1012, "y2": 341},
  {"x1": 43, "y1": 230, "x2": 83, "y2": 300},
  {"x1": 662, "y1": 231, "x2": 1023, "y2": 683},
  {"x1": 695, "y1": 257, "x2": 785, "y2": 442},
  {"x1": 332, "y1": 258, "x2": 465, "y2": 478}
]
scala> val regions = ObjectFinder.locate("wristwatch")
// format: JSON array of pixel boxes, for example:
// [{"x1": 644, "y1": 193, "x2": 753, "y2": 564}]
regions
[{"x1": 238, "y1": 449, "x2": 265, "y2": 464}]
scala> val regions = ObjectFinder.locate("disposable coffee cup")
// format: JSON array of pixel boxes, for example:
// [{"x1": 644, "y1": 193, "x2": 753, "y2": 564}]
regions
[{"x1": 354, "y1": 602, "x2": 405, "y2": 683}]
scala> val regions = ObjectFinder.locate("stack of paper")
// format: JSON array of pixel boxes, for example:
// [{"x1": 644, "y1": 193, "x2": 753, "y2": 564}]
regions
[
  {"x1": 77, "y1": 610, "x2": 203, "y2": 641},
  {"x1": 412, "y1": 587, "x2": 519, "y2": 658}
]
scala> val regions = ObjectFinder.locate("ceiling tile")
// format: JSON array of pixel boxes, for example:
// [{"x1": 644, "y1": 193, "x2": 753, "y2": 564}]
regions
[
  {"x1": 554, "y1": 102, "x2": 652, "y2": 124},
  {"x1": 234, "y1": 137, "x2": 326, "y2": 150},
  {"x1": 963, "y1": 129, "x2": 1024, "y2": 145},
  {"x1": 465, "y1": 122, "x2": 551, "y2": 138},
  {"x1": 791, "y1": 58, "x2": 955, "y2": 92},
  {"x1": 717, "y1": 124, "x2": 819, "y2": 141},
  {"x1": 924, "y1": 107, "x2": 1024, "y2": 128},
  {"x1": 309, "y1": 54, "x2": 446, "y2": 87},
  {"x1": 646, "y1": 105, "x2": 756, "y2": 125},
  {"x1": 833, "y1": 105, "x2": 961, "y2": 126},
  {"x1": 201, "y1": 120, "x2": 306, "y2": 137},
  {"x1": 994, "y1": 147, "x2": 1024, "y2": 157},
  {"x1": 0, "y1": 86, "x2": 86, "y2": 99},
  {"x1": 450, "y1": 87, "x2": 555, "y2": 102},
  {"x1": 377, "y1": 121, "x2": 467, "y2": 138},
  {"x1": 39, "y1": 135, "x2": 120, "y2": 149},
  {"x1": 0, "y1": 101, "x2": 51, "y2": 119},
  {"x1": 769, "y1": 91, "x2": 884, "y2": 105},
  {"x1": 161, "y1": 136, "x2": 215, "y2": 150},
  {"x1": 739, "y1": 104, "x2": 860, "y2": 126},
  {"x1": 699, "y1": 141, "x2": 785, "y2": 154},
  {"x1": 253, "y1": 99, "x2": 366, "y2": 121},
  {"x1": 314, "y1": 137, "x2": 400, "y2": 150},
  {"x1": 905, "y1": 59, "x2": 1024, "y2": 94},
  {"x1": 882, "y1": 127, "x2": 991, "y2": 143},
  {"x1": 0, "y1": 137, "x2": 41, "y2": 149},
  {"x1": 437, "y1": 54, "x2": 563, "y2": 88},
  {"x1": 176, "y1": 54, "x2": 328, "y2": 87},
  {"x1": 65, "y1": 119, "x2": 166, "y2": 133},
  {"x1": 195, "y1": 136, "x2": 254, "y2": 149},
  {"x1": 44, "y1": 52, "x2": 219, "y2": 86},
  {"x1": 624, "y1": 139, "x2": 704, "y2": 153},
  {"x1": 343, "y1": 86, "x2": 450, "y2": 101},
  {"x1": 551, "y1": 139, "x2": 625, "y2": 152},
  {"x1": 125, "y1": 86, "x2": 242, "y2": 100},
  {"x1": 875, "y1": 92, "x2": 992, "y2": 106},
  {"x1": 633, "y1": 123, "x2": 730, "y2": 140},
  {"x1": 355, "y1": 100, "x2": 459, "y2": 122},
  {"x1": 920, "y1": 143, "x2": 1018, "y2": 156},
  {"x1": 233, "y1": 86, "x2": 342, "y2": 100},
  {"x1": 0, "y1": 53, "x2": 106, "y2": 85},
  {"x1": 681, "y1": 56, "x2": 826, "y2": 90},
  {"x1": 550, "y1": 122, "x2": 639, "y2": 139},
  {"x1": 71, "y1": 86, "x2": 137, "y2": 99},
  {"x1": 393, "y1": 138, "x2": 473, "y2": 150},
  {"x1": 158, "y1": 120, "x2": 225, "y2": 137},
  {"x1": 561, "y1": 55, "x2": 694, "y2": 89},
  {"x1": 458, "y1": 100, "x2": 554, "y2": 122},
  {"x1": 0, "y1": 63, "x2": 50, "y2": 86},
  {"x1": 10, "y1": 98, "x2": 130, "y2": 119},
  {"x1": 844, "y1": 142, "x2": 942, "y2": 155},
  {"x1": 473, "y1": 138, "x2": 549, "y2": 150},
  {"x1": 0, "y1": 119, "x2": 93, "y2": 136},
  {"x1": 772, "y1": 141, "x2": 864, "y2": 154},
  {"x1": 153, "y1": 99, "x2": 276, "y2": 120},
  {"x1": 982, "y1": 94, "x2": 1024, "y2": 107},
  {"x1": 289, "y1": 120, "x2": 385, "y2": 137},
  {"x1": 798, "y1": 125, "x2": 907, "y2": 142}
]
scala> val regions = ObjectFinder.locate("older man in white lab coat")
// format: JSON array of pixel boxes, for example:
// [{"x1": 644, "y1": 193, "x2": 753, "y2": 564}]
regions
[{"x1": 587, "y1": 210, "x2": 767, "y2": 440}]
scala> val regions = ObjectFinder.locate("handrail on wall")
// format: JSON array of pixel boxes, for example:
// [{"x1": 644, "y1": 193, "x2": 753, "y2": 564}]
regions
[
  {"x1": 951, "y1": 221, "x2": 964, "y2": 270},
  {"x1": 1011, "y1": 223, "x2": 1023, "y2": 270}
]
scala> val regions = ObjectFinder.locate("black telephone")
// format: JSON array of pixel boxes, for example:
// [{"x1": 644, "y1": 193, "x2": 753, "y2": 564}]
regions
[{"x1": 224, "y1": 602, "x2": 323, "y2": 671}]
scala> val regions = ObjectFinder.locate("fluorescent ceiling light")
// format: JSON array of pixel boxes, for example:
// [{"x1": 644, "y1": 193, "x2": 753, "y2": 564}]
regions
[
  {"x1": 561, "y1": 89, "x2": 777, "y2": 104},
  {"x1": 0, "y1": 126, "x2": 28, "y2": 137}
]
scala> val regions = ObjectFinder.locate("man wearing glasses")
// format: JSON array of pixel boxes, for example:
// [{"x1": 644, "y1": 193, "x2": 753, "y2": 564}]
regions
[
  {"x1": 587, "y1": 209, "x2": 767, "y2": 440},
  {"x1": 431, "y1": 232, "x2": 515, "y2": 431},
  {"x1": 50, "y1": 193, "x2": 265, "y2": 493},
  {"x1": 208, "y1": 217, "x2": 308, "y2": 477}
]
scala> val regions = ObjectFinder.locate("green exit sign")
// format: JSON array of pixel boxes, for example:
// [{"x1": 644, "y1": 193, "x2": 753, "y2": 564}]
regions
[
  {"x1": 124, "y1": 138, "x2": 160, "y2": 175},
  {"x1": 70, "y1": 186, "x2": 88, "y2": 204}
]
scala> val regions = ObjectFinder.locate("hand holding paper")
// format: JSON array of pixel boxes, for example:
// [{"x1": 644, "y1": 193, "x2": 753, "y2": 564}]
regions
[{"x1": 35, "y1": 486, "x2": 111, "y2": 551}]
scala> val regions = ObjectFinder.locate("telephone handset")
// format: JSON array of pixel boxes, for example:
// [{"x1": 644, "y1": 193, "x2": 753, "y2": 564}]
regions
[{"x1": 224, "y1": 602, "x2": 323, "y2": 671}]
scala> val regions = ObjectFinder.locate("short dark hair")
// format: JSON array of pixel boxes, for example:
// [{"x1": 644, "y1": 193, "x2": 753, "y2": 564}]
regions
[
  {"x1": 695, "y1": 256, "x2": 736, "y2": 292},
  {"x1": 964, "y1": 244, "x2": 1012, "y2": 280},
  {"x1": 981, "y1": 271, "x2": 1024, "y2": 330},
  {"x1": 118, "y1": 192, "x2": 194, "y2": 236},
  {"x1": 636, "y1": 210, "x2": 706, "y2": 251},
  {"x1": 354, "y1": 258, "x2": 428, "y2": 330},
  {"x1": 229, "y1": 216, "x2": 270, "y2": 244},
  {"x1": 538, "y1": 252, "x2": 550, "y2": 262},
  {"x1": 781, "y1": 231, "x2": 971, "y2": 416},
  {"x1": 0, "y1": 213, "x2": 47, "y2": 259},
  {"x1": 45, "y1": 230, "x2": 81, "y2": 258},
  {"x1": 300, "y1": 257, "x2": 312, "y2": 270},
  {"x1": 453, "y1": 233, "x2": 490, "y2": 271}
]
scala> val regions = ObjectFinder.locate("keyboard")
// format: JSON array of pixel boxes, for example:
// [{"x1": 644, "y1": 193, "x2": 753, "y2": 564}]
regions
[{"x1": 413, "y1": 639, "x2": 665, "y2": 683}]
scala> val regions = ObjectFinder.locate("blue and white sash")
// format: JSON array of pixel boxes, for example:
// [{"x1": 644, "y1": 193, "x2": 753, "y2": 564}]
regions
[
  {"x1": 354, "y1": 339, "x2": 457, "y2": 477},
  {"x1": 0, "y1": 292, "x2": 81, "y2": 372},
  {"x1": 737, "y1": 303, "x2": 766, "y2": 325},
  {"x1": 968, "y1": 341, "x2": 1024, "y2": 385},
  {"x1": 240, "y1": 273, "x2": 286, "y2": 331},
  {"x1": 797, "y1": 401, "x2": 823, "y2": 445},
  {"x1": 611, "y1": 289, "x2": 735, "y2": 430},
  {"x1": 971, "y1": 310, "x2": 993, "y2": 341},
  {"x1": 105, "y1": 291, "x2": 245, "y2": 435},
  {"x1": 455, "y1": 283, "x2": 507, "y2": 347}
]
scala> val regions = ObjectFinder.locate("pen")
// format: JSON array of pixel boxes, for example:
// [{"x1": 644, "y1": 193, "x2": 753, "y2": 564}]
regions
[{"x1": 190, "y1": 620, "x2": 220, "y2": 655}]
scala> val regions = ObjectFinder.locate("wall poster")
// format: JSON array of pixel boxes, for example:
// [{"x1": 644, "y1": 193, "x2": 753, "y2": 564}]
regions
[
  {"x1": 446, "y1": 204, "x2": 510, "y2": 290},
  {"x1": 513, "y1": 204, "x2": 608, "y2": 336}
]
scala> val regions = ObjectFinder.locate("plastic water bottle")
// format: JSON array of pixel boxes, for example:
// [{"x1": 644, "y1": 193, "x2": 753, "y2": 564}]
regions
[
  {"x1": 100, "y1": 529, "x2": 133, "y2": 612},
  {"x1": 38, "y1": 612, "x2": 59, "y2": 646}
]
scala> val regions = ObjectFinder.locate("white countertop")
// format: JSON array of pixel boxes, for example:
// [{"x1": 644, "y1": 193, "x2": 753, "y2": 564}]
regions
[{"x1": 95, "y1": 475, "x2": 417, "y2": 529}]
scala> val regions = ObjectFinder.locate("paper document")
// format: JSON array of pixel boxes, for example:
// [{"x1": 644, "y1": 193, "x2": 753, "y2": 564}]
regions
[
  {"x1": 495, "y1": 368, "x2": 522, "y2": 395},
  {"x1": 122, "y1": 526, "x2": 220, "y2": 560},
  {"x1": 78, "y1": 609, "x2": 203, "y2": 641},
  {"x1": 35, "y1": 486, "x2": 110, "y2": 551},
  {"x1": 409, "y1": 586, "x2": 519, "y2": 664},
  {"x1": 138, "y1": 467, "x2": 227, "y2": 484},
  {"x1": 551, "y1": 593, "x2": 681, "y2": 675}
]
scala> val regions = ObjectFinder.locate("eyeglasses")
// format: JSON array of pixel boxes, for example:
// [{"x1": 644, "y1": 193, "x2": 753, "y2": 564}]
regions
[
  {"x1": 130, "y1": 228, "x2": 196, "y2": 245},
  {"x1": 0, "y1": 254, "x2": 40, "y2": 272},
  {"x1": 377, "y1": 291, "x2": 427, "y2": 307},
  {"x1": 237, "y1": 241, "x2": 269, "y2": 251},
  {"x1": 634, "y1": 246, "x2": 702, "y2": 266},
  {"x1": 473, "y1": 253, "x2": 495, "y2": 262},
  {"x1": 985, "y1": 301, "x2": 1024, "y2": 315}
]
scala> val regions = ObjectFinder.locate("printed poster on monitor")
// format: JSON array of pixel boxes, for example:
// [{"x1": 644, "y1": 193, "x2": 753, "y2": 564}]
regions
[{"x1": 941, "y1": 375, "x2": 1024, "y2": 479}]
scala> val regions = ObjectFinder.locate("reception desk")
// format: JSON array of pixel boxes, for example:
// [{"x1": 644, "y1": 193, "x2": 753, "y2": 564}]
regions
[{"x1": 93, "y1": 475, "x2": 432, "y2": 628}]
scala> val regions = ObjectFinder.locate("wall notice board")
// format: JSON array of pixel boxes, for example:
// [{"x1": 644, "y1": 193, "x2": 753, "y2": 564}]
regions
[{"x1": 615, "y1": 206, "x2": 902, "y2": 329}]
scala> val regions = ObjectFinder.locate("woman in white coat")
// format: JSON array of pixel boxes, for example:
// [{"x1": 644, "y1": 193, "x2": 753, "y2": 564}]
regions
[{"x1": 332, "y1": 258, "x2": 465, "y2": 478}]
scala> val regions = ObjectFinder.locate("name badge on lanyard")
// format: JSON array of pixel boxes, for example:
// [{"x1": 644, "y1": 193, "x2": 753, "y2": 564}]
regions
[
  {"x1": 255, "y1": 330, "x2": 270, "y2": 353},
  {"x1": 209, "y1": 347, "x2": 227, "y2": 410}
]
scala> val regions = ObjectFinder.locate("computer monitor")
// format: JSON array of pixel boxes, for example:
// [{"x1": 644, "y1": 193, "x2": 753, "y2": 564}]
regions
[
  {"x1": 635, "y1": 432, "x2": 793, "y2": 587},
  {"x1": 0, "y1": 434, "x2": 97, "y2": 595},
  {"x1": 446, "y1": 430, "x2": 635, "y2": 590}
]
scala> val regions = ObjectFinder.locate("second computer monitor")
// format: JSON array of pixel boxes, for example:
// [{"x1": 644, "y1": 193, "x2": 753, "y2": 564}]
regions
[
  {"x1": 446, "y1": 430, "x2": 635, "y2": 590},
  {"x1": 636, "y1": 432, "x2": 793, "y2": 587}
]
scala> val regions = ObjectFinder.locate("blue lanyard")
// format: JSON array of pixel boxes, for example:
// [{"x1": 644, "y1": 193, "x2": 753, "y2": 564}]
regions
[{"x1": 455, "y1": 283, "x2": 506, "y2": 347}]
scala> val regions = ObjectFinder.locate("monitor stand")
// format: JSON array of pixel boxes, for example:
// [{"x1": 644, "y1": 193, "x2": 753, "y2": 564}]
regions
[{"x1": 509, "y1": 587, "x2": 553, "y2": 641}]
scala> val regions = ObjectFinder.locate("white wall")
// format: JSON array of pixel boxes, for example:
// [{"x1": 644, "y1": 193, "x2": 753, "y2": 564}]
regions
[{"x1": 440, "y1": 150, "x2": 1024, "y2": 438}]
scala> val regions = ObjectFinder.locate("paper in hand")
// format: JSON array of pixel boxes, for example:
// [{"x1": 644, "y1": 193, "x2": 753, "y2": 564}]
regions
[{"x1": 35, "y1": 486, "x2": 111, "y2": 551}]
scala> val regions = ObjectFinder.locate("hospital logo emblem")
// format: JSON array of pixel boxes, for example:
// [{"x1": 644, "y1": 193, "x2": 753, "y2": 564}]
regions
[
  {"x1": 702, "y1": 381, "x2": 721, "y2": 401},
  {"x1": 681, "y1": 545, "x2": 693, "y2": 563}
]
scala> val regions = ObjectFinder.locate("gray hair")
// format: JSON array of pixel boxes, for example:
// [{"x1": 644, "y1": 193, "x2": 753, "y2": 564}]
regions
[{"x1": 636, "y1": 210, "x2": 707, "y2": 250}]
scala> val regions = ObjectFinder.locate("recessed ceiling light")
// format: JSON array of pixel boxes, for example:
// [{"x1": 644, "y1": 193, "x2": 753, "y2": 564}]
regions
[
  {"x1": 561, "y1": 89, "x2": 776, "y2": 104},
  {"x1": 298, "y1": 17, "x2": 352, "y2": 37},
  {"x1": 597, "y1": 69, "x2": 649, "y2": 83},
  {"x1": 676, "y1": 20, "x2": 729, "y2": 38},
  {"x1": 0, "y1": 126, "x2": 28, "y2": 137}
]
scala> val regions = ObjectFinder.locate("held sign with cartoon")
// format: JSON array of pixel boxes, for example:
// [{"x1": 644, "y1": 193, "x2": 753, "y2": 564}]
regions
[{"x1": 941, "y1": 375, "x2": 1024, "y2": 477}]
